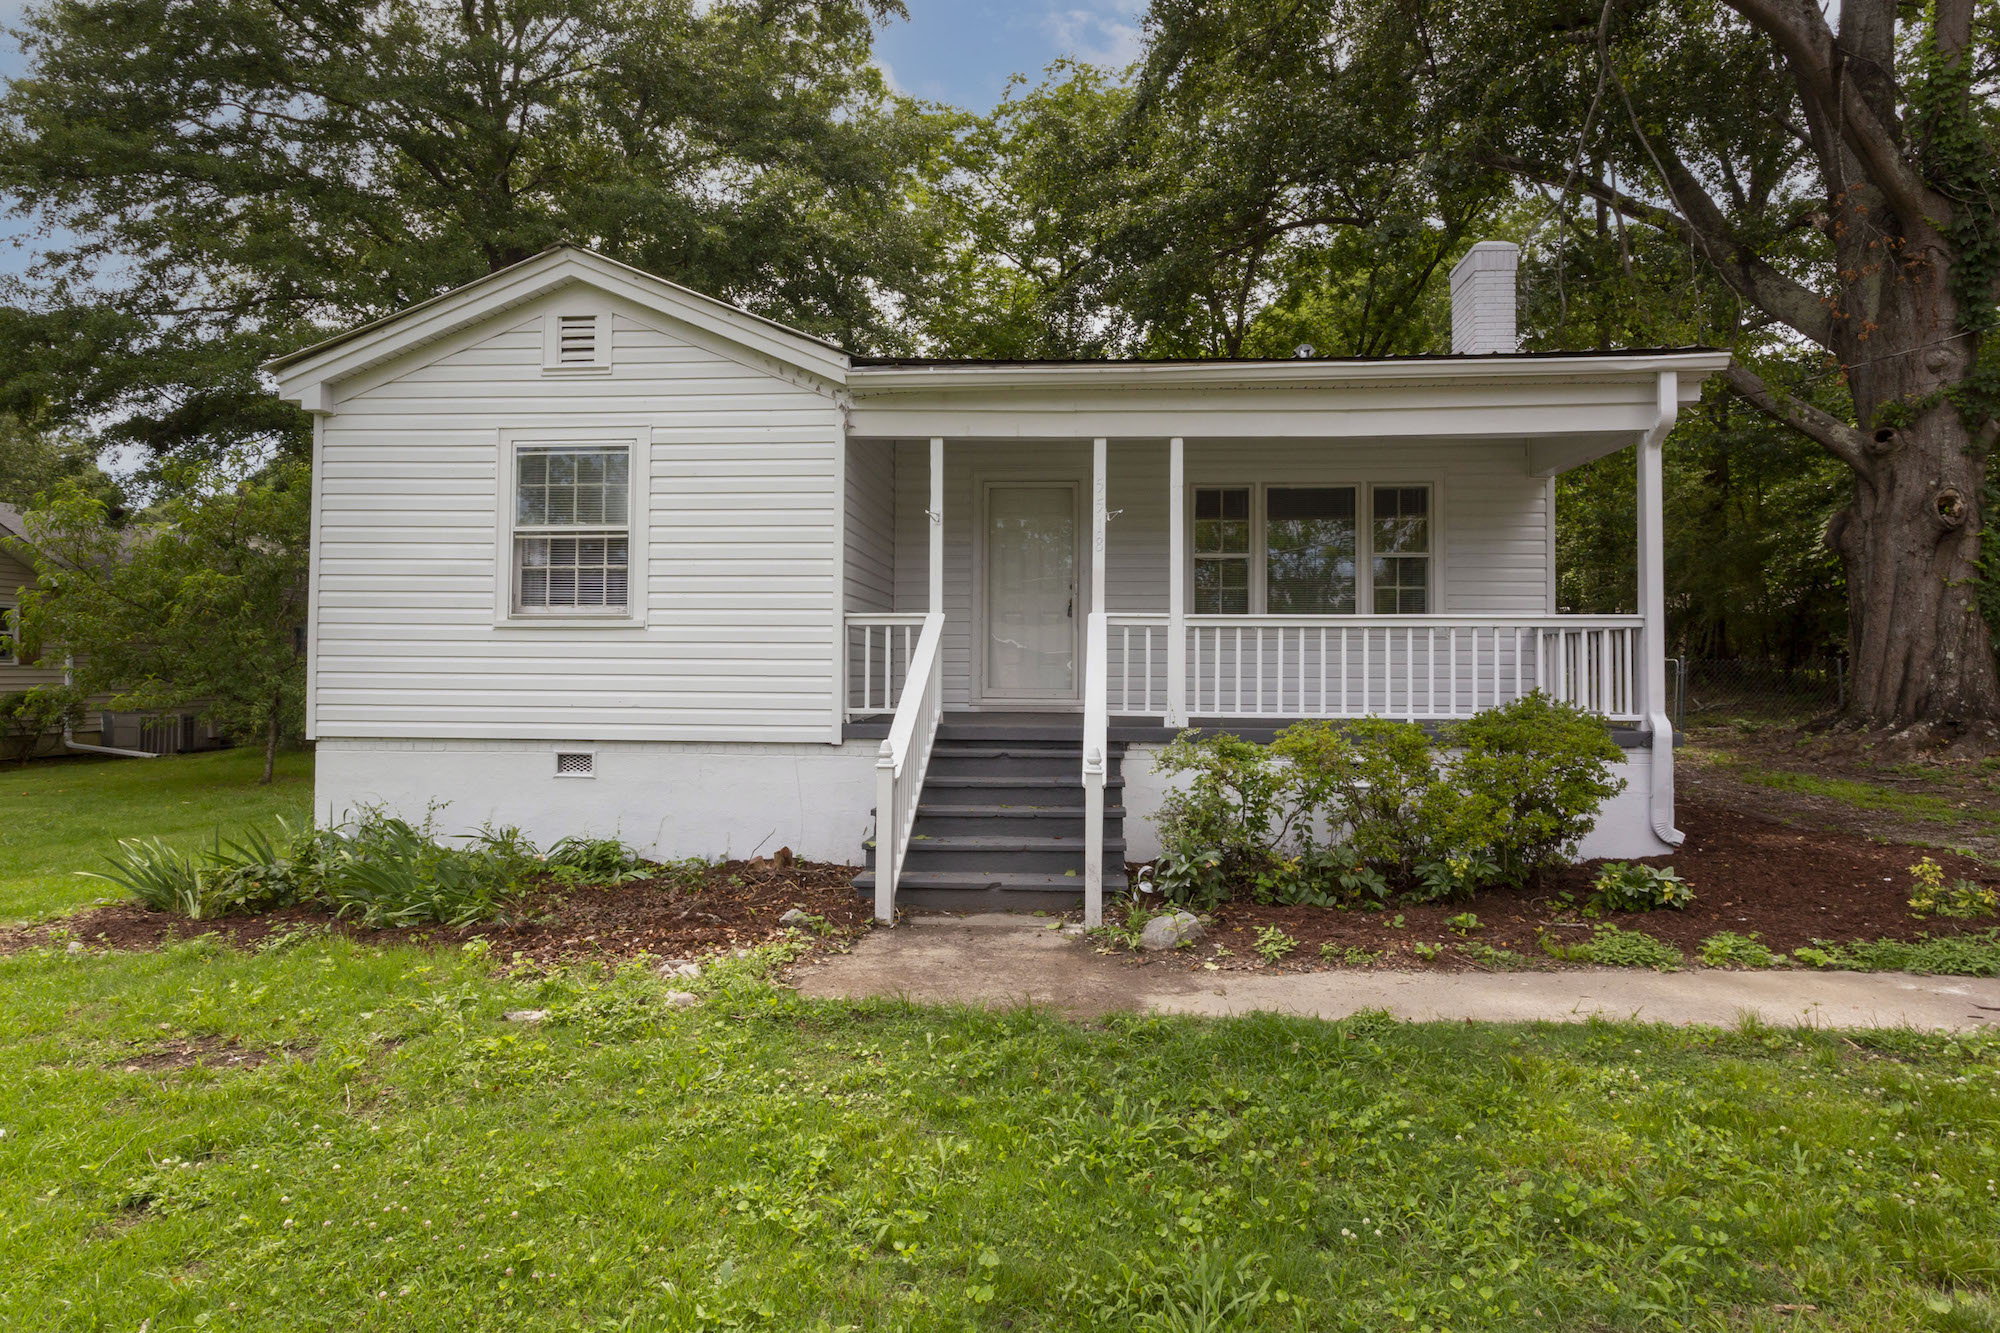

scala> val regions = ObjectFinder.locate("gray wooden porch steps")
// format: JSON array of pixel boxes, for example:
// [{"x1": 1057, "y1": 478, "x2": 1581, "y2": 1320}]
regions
[{"x1": 854, "y1": 723, "x2": 1128, "y2": 912}]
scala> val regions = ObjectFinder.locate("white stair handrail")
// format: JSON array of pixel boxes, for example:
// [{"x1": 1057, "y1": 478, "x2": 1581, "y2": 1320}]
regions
[
  {"x1": 873, "y1": 611, "x2": 946, "y2": 923},
  {"x1": 1081, "y1": 609, "x2": 1109, "y2": 928}
]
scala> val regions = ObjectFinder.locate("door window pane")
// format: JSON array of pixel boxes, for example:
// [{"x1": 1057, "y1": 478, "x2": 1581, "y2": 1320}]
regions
[
  {"x1": 1370, "y1": 486, "x2": 1429, "y2": 614},
  {"x1": 1266, "y1": 487, "x2": 1356, "y2": 614}
]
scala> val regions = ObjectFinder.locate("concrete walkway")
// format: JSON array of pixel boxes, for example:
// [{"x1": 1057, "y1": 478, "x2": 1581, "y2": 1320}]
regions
[{"x1": 794, "y1": 912, "x2": 2000, "y2": 1032}]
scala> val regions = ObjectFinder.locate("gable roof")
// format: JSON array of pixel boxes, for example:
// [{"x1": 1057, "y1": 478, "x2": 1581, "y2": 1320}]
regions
[{"x1": 265, "y1": 246, "x2": 853, "y2": 407}]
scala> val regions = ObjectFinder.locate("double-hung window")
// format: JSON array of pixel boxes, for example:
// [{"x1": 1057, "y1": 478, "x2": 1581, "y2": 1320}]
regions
[
  {"x1": 512, "y1": 444, "x2": 631, "y2": 615},
  {"x1": 0, "y1": 604, "x2": 15, "y2": 662},
  {"x1": 1188, "y1": 482, "x2": 1431, "y2": 614}
]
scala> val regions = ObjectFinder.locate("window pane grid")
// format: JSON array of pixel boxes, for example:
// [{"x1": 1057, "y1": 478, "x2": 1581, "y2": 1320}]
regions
[
  {"x1": 1192, "y1": 487, "x2": 1251, "y2": 614},
  {"x1": 514, "y1": 443, "x2": 631, "y2": 614},
  {"x1": 1370, "y1": 485, "x2": 1430, "y2": 615}
]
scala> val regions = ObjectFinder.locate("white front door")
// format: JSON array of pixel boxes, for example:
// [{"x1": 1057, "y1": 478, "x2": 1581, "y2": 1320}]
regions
[{"x1": 981, "y1": 482, "x2": 1079, "y2": 701}]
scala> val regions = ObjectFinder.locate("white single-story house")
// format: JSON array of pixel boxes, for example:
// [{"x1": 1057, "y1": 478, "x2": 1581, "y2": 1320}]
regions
[{"x1": 269, "y1": 242, "x2": 1729, "y2": 924}]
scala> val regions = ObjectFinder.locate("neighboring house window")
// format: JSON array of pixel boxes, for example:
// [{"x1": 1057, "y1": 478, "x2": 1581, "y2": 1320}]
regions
[
  {"x1": 1192, "y1": 487, "x2": 1251, "y2": 614},
  {"x1": 513, "y1": 444, "x2": 630, "y2": 613},
  {"x1": 1188, "y1": 483, "x2": 1432, "y2": 615},
  {"x1": 1371, "y1": 485, "x2": 1431, "y2": 614},
  {"x1": 0, "y1": 604, "x2": 14, "y2": 662}
]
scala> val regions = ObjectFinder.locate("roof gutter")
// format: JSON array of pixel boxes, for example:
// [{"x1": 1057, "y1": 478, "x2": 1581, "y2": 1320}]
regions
[{"x1": 846, "y1": 350, "x2": 1734, "y2": 394}]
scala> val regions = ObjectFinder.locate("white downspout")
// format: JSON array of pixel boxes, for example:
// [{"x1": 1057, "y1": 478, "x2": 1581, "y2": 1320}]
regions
[
  {"x1": 60, "y1": 655, "x2": 156, "y2": 759},
  {"x1": 1637, "y1": 372, "x2": 1680, "y2": 846}
]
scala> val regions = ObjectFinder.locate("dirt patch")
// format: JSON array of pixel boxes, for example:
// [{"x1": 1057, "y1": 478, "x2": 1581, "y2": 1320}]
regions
[
  {"x1": 1125, "y1": 798, "x2": 1999, "y2": 974},
  {"x1": 111, "y1": 1035, "x2": 307, "y2": 1072},
  {"x1": 1, "y1": 858, "x2": 868, "y2": 967}
]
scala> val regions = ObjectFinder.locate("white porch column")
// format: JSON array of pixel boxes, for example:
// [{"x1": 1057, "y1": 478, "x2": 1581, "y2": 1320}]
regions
[
  {"x1": 928, "y1": 436, "x2": 944, "y2": 615},
  {"x1": 1637, "y1": 372, "x2": 1683, "y2": 846},
  {"x1": 1166, "y1": 436, "x2": 1186, "y2": 727},
  {"x1": 1090, "y1": 437, "x2": 1107, "y2": 613}
]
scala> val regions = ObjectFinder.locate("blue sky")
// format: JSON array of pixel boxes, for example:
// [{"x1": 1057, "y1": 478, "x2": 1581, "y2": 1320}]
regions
[{"x1": 0, "y1": 0, "x2": 1145, "y2": 279}]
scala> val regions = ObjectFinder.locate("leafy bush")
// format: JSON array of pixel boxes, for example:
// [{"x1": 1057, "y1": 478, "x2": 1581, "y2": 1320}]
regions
[
  {"x1": 1539, "y1": 924, "x2": 1682, "y2": 970},
  {"x1": 1591, "y1": 862, "x2": 1694, "y2": 912},
  {"x1": 1441, "y1": 694, "x2": 1627, "y2": 886},
  {"x1": 312, "y1": 814, "x2": 543, "y2": 928},
  {"x1": 85, "y1": 822, "x2": 309, "y2": 919},
  {"x1": 1699, "y1": 931, "x2": 1787, "y2": 968},
  {"x1": 0, "y1": 685, "x2": 86, "y2": 763},
  {"x1": 545, "y1": 835, "x2": 650, "y2": 884},
  {"x1": 1145, "y1": 695, "x2": 1626, "y2": 907},
  {"x1": 1907, "y1": 858, "x2": 1999, "y2": 920}
]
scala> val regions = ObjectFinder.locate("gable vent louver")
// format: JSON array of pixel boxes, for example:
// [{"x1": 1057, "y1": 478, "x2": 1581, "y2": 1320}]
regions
[{"x1": 556, "y1": 315, "x2": 598, "y2": 365}]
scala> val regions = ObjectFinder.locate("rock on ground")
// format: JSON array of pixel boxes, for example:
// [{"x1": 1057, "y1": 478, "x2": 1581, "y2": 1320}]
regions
[{"x1": 1140, "y1": 911, "x2": 1204, "y2": 951}]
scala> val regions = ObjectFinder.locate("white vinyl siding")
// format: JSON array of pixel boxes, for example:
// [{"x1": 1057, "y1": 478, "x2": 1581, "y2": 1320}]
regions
[
  {"x1": 843, "y1": 438, "x2": 895, "y2": 613},
  {"x1": 313, "y1": 302, "x2": 845, "y2": 742},
  {"x1": 892, "y1": 438, "x2": 1551, "y2": 710}
]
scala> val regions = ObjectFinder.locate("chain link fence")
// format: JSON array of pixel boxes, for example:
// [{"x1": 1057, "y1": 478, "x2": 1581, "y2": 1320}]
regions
[{"x1": 1665, "y1": 656, "x2": 1846, "y2": 731}]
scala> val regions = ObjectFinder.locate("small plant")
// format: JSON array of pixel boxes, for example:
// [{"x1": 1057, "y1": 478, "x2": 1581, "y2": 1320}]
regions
[
  {"x1": 1590, "y1": 862, "x2": 1694, "y2": 912},
  {"x1": 1540, "y1": 924, "x2": 1682, "y2": 970},
  {"x1": 1254, "y1": 926, "x2": 1298, "y2": 963},
  {"x1": 1461, "y1": 942, "x2": 1530, "y2": 971},
  {"x1": 1445, "y1": 911, "x2": 1482, "y2": 936},
  {"x1": 544, "y1": 835, "x2": 651, "y2": 884},
  {"x1": 1411, "y1": 941, "x2": 1444, "y2": 961},
  {"x1": 1092, "y1": 900, "x2": 1156, "y2": 952},
  {"x1": 1907, "y1": 858, "x2": 1999, "y2": 920},
  {"x1": 1700, "y1": 931, "x2": 1788, "y2": 969},
  {"x1": 1151, "y1": 843, "x2": 1231, "y2": 912},
  {"x1": 1790, "y1": 930, "x2": 2000, "y2": 977},
  {"x1": 1320, "y1": 942, "x2": 1378, "y2": 965}
]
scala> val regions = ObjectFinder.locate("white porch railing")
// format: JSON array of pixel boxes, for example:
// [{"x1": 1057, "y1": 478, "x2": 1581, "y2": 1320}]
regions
[
  {"x1": 846, "y1": 612, "x2": 928, "y2": 719},
  {"x1": 1105, "y1": 613, "x2": 1645, "y2": 722},
  {"x1": 872, "y1": 611, "x2": 946, "y2": 922}
]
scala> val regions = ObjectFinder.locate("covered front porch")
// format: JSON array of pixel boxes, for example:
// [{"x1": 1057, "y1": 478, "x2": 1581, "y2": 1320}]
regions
[{"x1": 837, "y1": 351, "x2": 1728, "y2": 923}]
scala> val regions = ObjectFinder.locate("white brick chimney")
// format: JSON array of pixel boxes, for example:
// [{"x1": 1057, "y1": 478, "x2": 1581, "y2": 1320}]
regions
[{"x1": 1448, "y1": 241, "x2": 1520, "y2": 354}]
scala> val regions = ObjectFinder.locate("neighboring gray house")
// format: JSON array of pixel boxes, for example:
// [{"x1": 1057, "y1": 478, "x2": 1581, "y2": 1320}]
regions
[
  {"x1": 270, "y1": 243, "x2": 1729, "y2": 924},
  {"x1": 0, "y1": 502, "x2": 225, "y2": 760}
]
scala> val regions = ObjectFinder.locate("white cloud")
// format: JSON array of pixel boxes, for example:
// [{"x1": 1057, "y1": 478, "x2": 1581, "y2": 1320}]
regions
[{"x1": 1040, "y1": 0, "x2": 1145, "y2": 70}]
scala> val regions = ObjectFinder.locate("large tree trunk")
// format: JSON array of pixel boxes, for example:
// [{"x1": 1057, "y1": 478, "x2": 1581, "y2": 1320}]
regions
[{"x1": 1830, "y1": 257, "x2": 2000, "y2": 735}]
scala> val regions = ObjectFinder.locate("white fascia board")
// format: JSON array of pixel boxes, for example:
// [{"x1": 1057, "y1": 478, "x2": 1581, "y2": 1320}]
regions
[
  {"x1": 269, "y1": 248, "x2": 850, "y2": 406},
  {"x1": 846, "y1": 349, "x2": 1731, "y2": 393}
]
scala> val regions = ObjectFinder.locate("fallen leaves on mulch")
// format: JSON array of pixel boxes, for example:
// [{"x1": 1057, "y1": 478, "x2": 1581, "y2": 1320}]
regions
[
  {"x1": 2, "y1": 857, "x2": 869, "y2": 968},
  {"x1": 1130, "y1": 799, "x2": 2000, "y2": 974}
]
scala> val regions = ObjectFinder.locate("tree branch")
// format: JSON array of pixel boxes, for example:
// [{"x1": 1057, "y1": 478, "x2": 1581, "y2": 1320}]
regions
[
  {"x1": 1723, "y1": 361, "x2": 1873, "y2": 474},
  {"x1": 1721, "y1": 0, "x2": 1941, "y2": 226}
]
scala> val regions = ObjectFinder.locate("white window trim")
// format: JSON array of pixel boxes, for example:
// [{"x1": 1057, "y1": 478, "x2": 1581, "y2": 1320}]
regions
[
  {"x1": 0, "y1": 600, "x2": 16, "y2": 663},
  {"x1": 1185, "y1": 478, "x2": 1442, "y2": 616},
  {"x1": 541, "y1": 310, "x2": 612, "y2": 374},
  {"x1": 494, "y1": 425, "x2": 651, "y2": 628}
]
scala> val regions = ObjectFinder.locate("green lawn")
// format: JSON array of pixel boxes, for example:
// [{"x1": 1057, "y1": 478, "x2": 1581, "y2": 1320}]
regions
[
  {"x1": 0, "y1": 746, "x2": 312, "y2": 922},
  {"x1": 5, "y1": 747, "x2": 2000, "y2": 1329}
]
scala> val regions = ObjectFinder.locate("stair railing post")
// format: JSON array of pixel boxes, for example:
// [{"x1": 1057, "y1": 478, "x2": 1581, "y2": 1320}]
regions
[{"x1": 874, "y1": 741, "x2": 898, "y2": 923}]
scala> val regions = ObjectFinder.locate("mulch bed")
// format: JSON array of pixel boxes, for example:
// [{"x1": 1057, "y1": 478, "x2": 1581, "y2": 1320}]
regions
[
  {"x1": 1145, "y1": 799, "x2": 2000, "y2": 973},
  {"x1": 2, "y1": 856, "x2": 869, "y2": 968}
]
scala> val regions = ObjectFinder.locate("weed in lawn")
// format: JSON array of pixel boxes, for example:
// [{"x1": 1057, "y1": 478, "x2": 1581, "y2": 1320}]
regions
[
  {"x1": 1540, "y1": 924, "x2": 1684, "y2": 970},
  {"x1": 1699, "y1": 931, "x2": 1788, "y2": 969},
  {"x1": 1253, "y1": 926, "x2": 1297, "y2": 963}
]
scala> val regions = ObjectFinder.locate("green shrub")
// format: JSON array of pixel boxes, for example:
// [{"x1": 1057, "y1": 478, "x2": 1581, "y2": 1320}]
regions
[
  {"x1": 545, "y1": 835, "x2": 651, "y2": 884},
  {"x1": 1540, "y1": 924, "x2": 1682, "y2": 970},
  {"x1": 1591, "y1": 862, "x2": 1694, "y2": 912},
  {"x1": 1272, "y1": 717, "x2": 1444, "y2": 881},
  {"x1": 1907, "y1": 857, "x2": 1999, "y2": 920},
  {"x1": 1441, "y1": 694, "x2": 1627, "y2": 886},
  {"x1": 312, "y1": 813, "x2": 542, "y2": 928},
  {"x1": 1146, "y1": 695, "x2": 1626, "y2": 908},
  {"x1": 1699, "y1": 931, "x2": 1787, "y2": 968},
  {"x1": 0, "y1": 685, "x2": 86, "y2": 763}
]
